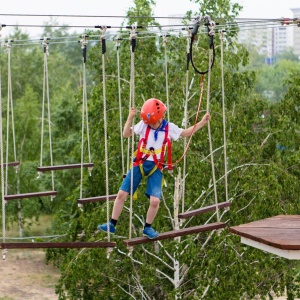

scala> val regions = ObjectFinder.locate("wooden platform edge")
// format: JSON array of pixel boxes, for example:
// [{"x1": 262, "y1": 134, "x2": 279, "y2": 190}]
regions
[
  {"x1": 123, "y1": 222, "x2": 226, "y2": 246},
  {"x1": 229, "y1": 226, "x2": 300, "y2": 250},
  {"x1": 4, "y1": 191, "x2": 57, "y2": 201},
  {"x1": 37, "y1": 163, "x2": 94, "y2": 172},
  {"x1": 77, "y1": 194, "x2": 117, "y2": 204},
  {"x1": 178, "y1": 201, "x2": 231, "y2": 219},
  {"x1": 0, "y1": 241, "x2": 116, "y2": 249},
  {"x1": 241, "y1": 236, "x2": 300, "y2": 260}
]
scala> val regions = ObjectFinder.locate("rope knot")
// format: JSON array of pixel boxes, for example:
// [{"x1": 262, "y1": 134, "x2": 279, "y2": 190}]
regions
[{"x1": 100, "y1": 26, "x2": 107, "y2": 40}]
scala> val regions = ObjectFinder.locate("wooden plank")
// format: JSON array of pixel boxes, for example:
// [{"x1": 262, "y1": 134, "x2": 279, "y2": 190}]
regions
[
  {"x1": 4, "y1": 191, "x2": 57, "y2": 201},
  {"x1": 37, "y1": 163, "x2": 94, "y2": 172},
  {"x1": 0, "y1": 241, "x2": 116, "y2": 249},
  {"x1": 1, "y1": 162, "x2": 20, "y2": 167},
  {"x1": 178, "y1": 201, "x2": 231, "y2": 219},
  {"x1": 77, "y1": 194, "x2": 117, "y2": 204},
  {"x1": 123, "y1": 222, "x2": 226, "y2": 246},
  {"x1": 230, "y1": 215, "x2": 300, "y2": 250},
  {"x1": 231, "y1": 215, "x2": 300, "y2": 229}
]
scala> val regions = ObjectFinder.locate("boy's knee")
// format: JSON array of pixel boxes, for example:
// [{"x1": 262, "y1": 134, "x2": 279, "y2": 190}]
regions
[
  {"x1": 117, "y1": 190, "x2": 128, "y2": 202},
  {"x1": 149, "y1": 196, "x2": 160, "y2": 207}
]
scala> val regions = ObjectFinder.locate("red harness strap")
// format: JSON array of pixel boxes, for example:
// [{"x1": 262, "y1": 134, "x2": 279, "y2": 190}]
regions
[{"x1": 133, "y1": 123, "x2": 173, "y2": 171}]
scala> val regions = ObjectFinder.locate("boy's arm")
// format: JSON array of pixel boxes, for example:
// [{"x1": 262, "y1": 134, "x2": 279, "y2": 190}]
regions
[
  {"x1": 180, "y1": 112, "x2": 210, "y2": 137},
  {"x1": 123, "y1": 107, "x2": 137, "y2": 138}
]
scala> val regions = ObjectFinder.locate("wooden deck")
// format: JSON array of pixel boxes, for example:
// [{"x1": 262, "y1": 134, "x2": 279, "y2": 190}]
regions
[{"x1": 230, "y1": 215, "x2": 300, "y2": 260}]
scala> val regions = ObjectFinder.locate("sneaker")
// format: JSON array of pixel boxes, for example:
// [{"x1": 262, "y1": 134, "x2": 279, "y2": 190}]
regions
[
  {"x1": 97, "y1": 222, "x2": 116, "y2": 234},
  {"x1": 143, "y1": 226, "x2": 159, "y2": 239}
]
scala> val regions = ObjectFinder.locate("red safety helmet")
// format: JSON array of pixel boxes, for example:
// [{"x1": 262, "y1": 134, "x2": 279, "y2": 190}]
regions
[{"x1": 140, "y1": 98, "x2": 167, "y2": 124}]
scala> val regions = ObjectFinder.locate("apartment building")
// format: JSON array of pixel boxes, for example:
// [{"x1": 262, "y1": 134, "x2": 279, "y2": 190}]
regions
[{"x1": 291, "y1": 8, "x2": 300, "y2": 56}]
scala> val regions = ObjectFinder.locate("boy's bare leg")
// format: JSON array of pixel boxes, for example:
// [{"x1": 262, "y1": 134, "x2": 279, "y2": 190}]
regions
[
  {"x1": 145, "y1": 196, "x2": 160, "y2": 224},
  {"x1": 111, "y1": 190, "x2": 129, "y2": 220}
]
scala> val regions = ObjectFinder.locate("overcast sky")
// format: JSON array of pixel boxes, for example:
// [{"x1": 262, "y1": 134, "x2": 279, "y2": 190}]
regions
[{"x1": 0, "y1": 0, "x2": 299, "y2": 38}]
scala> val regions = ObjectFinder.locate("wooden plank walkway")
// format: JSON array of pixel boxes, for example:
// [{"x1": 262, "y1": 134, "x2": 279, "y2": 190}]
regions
[
  {"x1": 230, "y1": 215, "x2": 300, "y2": 259},
  {"x1": 37, "y1": 163, "x2": 94, "y2": 172},
  {"x1": 178, "y1": 201, "x2": 231, "y2": 219},
  {"x1": 0, "y1": 241, "x2": 116, "y2": 249},
  {"x1": 77, "y1": 194, "x2": 117, "y2": 204},
  {"x1": 124, "y1": 222, "x2": 226, "y2": 246},
  {"x1": 4, "y1": 191, "x2": 58, "y2": 201}
]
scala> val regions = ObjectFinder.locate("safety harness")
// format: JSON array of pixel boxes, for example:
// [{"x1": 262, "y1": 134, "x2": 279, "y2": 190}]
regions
[{"x1": 133, "y1": 121, "x2": 173, "y2": 177}]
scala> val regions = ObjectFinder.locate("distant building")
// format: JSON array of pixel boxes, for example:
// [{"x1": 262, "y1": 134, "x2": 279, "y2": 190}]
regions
[
  {"x1": 291, "y1": 8, "x2": 300, "y2": 57},
  {"x1": 238, "y1": 23, "x2": 293, "y2": 59}
]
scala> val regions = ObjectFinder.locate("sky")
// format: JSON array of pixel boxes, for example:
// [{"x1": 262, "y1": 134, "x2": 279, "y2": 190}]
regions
[{"x1": 0, "y1": 0, "x2": 299, "y2": 38}]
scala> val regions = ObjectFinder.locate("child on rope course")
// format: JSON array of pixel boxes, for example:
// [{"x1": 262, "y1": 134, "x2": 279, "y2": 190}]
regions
[{"x1": 98, "y1": 98, "x2": 210, "y2": 239}]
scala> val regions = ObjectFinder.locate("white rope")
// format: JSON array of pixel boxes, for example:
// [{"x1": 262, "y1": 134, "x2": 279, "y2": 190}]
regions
[
  {"x1": 0, "y1": 49, "x2": 8, "y2": 259},
  {"x1": 129, "y1": 25, "x2": 137, "y2": 244},
  {"x1": 100, "y1": 26, "x2": 111, "y2": 243},
  {"x1": 79, "y1": 34, "x2": 89, "y2": 204},
  {"x1": 39, "y1": 38, "x2": 55, "y2": 192},
  {"x1": 163, "y1": 35, "x2": 170, "y2": 122},
  {"x1": 220, "y1": 30, "x2": 229, "y2": 203},
  {"x1": 205, "y1": 28, "x2": 219, "y2": 222},
  {"x1": 5, "y1": 40, "x2": 18, "y2": 195},
  {"x1": 182, "y1": 31, "x2": 191, "y2": 220},
  {"x1": 116, "y1": 38, "x2": 125, "y2": 176}
]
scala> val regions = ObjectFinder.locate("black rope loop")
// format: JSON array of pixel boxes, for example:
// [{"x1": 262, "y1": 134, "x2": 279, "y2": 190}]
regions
[{"x1": 190, "y1": 15, "x2": 216, "y2": 75}]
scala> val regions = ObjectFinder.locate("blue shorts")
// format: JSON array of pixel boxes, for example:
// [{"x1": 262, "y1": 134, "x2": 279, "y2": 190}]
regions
[{"x1": 120, "y1": 160, "x2": 163, "y2": 199}]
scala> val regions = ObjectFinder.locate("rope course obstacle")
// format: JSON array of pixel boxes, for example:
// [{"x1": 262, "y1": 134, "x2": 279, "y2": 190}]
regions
[
  {"x1": 0, "y1": 12, "x2": 298, "y2": 254},
  {"x1": 37, "y1": 35, "x2": 94, "y2": 178},
  {"x1": 0, "y1": 28, "x2": 118, "y2": 257}
]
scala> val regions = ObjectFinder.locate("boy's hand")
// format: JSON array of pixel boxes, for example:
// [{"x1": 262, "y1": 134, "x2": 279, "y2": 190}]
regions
[
  {"x1": 128, "y1": 107, "x2": 137, "y2": 120},
  {"x1": 201, "y1": 112, "x2": 210, "y2": 124}
]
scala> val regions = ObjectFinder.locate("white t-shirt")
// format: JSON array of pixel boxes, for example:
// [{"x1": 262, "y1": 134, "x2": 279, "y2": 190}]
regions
[{"x1": 134, "y1": 120, "x2": 183, "y2": 161}]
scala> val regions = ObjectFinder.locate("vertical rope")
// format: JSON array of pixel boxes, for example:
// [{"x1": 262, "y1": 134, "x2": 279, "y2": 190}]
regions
[
  {"x1": 182, "y1": 32, "x2": 191, "y2": 219},
  {"x1": 39, "y1": 41, "x2": 46, "y2": 171},
  {"x1": 129, "y1": 26, "x2": 137, "y2": 245},
  {"x1": 205, "y1": 25, "x2": 219, "y2": 222},
  {"x1": 116, "y1": 38, "x2": 125, "y2": 176},
  {"x1": 41, "y1": 38, "x2": 55, "y2": 192},
  {"x1": 79, "y1": 35, "x2": 88, "y2": 204},
  {"x1": 7, "y1": 42, "x2": 17, "y2": 164},
  {"x1": 163, "y1": 35, "x2": 170, "y2": 122},
  {"x1": 0, "y1": 44, "x2": 8, "y2": 259},
  {"x1": 100, "y1": 27, "x2": 111, "y2": 245},
  {"x1": 220, "y1": 30, "x2": 229, "y2": 203},
  {"x1": 5, "y1": 41, "x2": 12, "y2": 195}
]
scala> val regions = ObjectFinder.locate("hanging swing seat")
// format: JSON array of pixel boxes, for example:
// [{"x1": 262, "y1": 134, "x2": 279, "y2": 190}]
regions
[
  {"x1": 178, "y1": 201, "x2": 231, "y2": 219},
  {"x1": 1, "y1": 162, "x2": 20, "y2": 168},
  {"x1": 4, "y1": 191, "x2": 57, "y2": 201},
  {"x1": 37, "y1": 163, "x2": 94, "y2": 172},
  {"x1": 77, "y1": 194, "x2": 117, "y2": 204},
  {"x1": 0, "y1": 241, "x2": 116, "y2": 249},
  {"x1": 230, "y1": 215, "x2": 300, "y2": 260},
  {"x1": 123, "y1": 222, "x2": 226, "y2": 246}
]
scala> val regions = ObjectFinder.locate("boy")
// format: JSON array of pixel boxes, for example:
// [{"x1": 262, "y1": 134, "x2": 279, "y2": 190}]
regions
[{"x1": 98, "y1": 98, "x2": 210, "y2": 239}]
